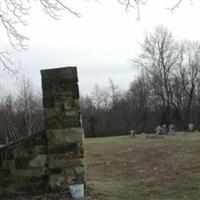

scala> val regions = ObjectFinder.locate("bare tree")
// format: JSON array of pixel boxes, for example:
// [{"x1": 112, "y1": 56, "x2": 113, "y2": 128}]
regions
[
  {"x1": 0, "y1": 0, "x2": 189, "y2": 50},
  {"x1": 15, "y1": 77, "x2": 43, "y2": 136},
  {"x1": 133, "y1": 25, "x2": 179, "y2": 125},
  {"x1": 0, "y1": 0, "x2": 80, "y2": 74},
  {"x1": 0, "y1": 77, "x2": 44, "y2": 143},
  {"x1": 173, "y1": 41, "x2": 200, "y2": 128},
  {"x1": 108, "y1": 79, "x2": 121, "y2": 107},
  {"x1": 0, "y1": 95, "x2": 18, "y2": 143},
  {"x1": 132, "y1": 26, "x2": 200, "y2": 130},
  {"x1": 0, "y1": 0, "x2": 194, "y2": 75}
]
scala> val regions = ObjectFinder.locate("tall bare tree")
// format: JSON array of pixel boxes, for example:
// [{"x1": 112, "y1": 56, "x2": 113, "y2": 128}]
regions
[
  {"x1": 172, "y1": 41, "x2": 200, "y2": 128},
  {"x1": 15, "y1": 77, "x2": 44, "y2": 136},
  {"x1": 133, "y1": 25, "x2": 179, "y2": 125},
  {"x1": 0, "y1": 77, "x2": 43, "y2": 143}
]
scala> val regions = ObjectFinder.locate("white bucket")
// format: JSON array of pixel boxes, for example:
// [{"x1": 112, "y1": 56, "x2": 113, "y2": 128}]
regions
[{"x1": 69, "y1": 183, "x2": 84, "y2": 199}]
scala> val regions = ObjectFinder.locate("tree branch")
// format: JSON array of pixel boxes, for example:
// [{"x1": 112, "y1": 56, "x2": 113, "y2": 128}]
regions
[
  {"x1": 0, "y1": 0, "x2": 81, "y2": 75},
  {"x1": 0, "y1": 51, "x2": 20, "y2": 76},
  {"x1": 117, "y1": 0, "x2": 147, "y2": 20}
]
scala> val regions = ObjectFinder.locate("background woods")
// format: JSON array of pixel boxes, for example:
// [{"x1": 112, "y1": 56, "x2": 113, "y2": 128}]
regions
[
  {"x1": 81, "y1": 27, "x2": 200, "y2": 137},
  {"x1": 1, "y1": 26, "x2": 200, "y2": 141},
  {"x1": 0, "y1": 77, "x2": 43, "y2": 143}
]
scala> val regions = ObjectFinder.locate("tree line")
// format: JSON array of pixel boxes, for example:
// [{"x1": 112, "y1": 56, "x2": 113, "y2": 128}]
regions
[
  {"x1": 1, "y1": 26, "x2": 200, "y2": 142},
  {"x1": 82, "y1": 26, "x2": 200, "y2": 137},
  {"x1": 0, "y1": 78, "x2": 43, "y2": 143}
]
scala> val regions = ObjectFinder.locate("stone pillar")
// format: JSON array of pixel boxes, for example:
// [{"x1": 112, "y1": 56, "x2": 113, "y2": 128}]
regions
[{"x1": 41, "y1": 67, "x2": 85, "y2": 191}]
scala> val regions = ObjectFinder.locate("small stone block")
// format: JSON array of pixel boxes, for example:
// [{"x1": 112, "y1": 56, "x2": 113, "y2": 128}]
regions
[{"x1": 29, "y1": 154, "x2": 47, "y2": 168}]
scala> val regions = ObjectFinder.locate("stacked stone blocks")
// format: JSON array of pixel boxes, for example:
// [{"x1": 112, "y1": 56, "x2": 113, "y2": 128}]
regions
[
  {"x1": 0, "y1": 131, "x2": 49, "y2": 193},
  {"x1": 41, "y1": 67, "x2": 85, "y2": 191},
  {"x1": 0, "y1": 66, "x2": 85, "y2": 194}
]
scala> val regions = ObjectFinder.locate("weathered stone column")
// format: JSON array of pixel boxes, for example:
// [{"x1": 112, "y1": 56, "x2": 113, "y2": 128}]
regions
[{"x1": 41, "y1": 67, "x2": 85, "y2": 191}]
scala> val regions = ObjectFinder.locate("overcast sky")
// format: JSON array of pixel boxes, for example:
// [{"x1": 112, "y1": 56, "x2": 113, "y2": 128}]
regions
[{"x1": 1, "y1": 0, "x2": 200, "y2": 96}]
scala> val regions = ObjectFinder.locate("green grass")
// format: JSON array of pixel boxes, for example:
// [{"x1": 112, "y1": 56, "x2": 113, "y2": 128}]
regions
[{"x1": 84, "y1": 132, "x2": 200, "y2": 200}]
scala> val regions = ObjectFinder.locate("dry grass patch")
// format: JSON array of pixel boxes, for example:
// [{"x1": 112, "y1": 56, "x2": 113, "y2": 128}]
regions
[{"x1": 85, "y1": 133, "x2": 200, "y2": 200}]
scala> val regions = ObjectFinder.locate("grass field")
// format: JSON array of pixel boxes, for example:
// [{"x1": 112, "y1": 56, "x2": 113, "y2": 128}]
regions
[{"x1": 84, "y1": 132, "x2": 200, "y2": 200}]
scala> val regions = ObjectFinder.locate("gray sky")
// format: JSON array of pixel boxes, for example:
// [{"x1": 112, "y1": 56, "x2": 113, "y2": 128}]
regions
[{"x1": 1, "y1": 0, "x2": 200, "y2": 95}]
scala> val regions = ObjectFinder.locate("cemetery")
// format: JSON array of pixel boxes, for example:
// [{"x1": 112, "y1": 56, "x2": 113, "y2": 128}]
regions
[
  {"x1": 85, "y1": 132, "x2": 200, "y2": 200},
  {"x1": 1, "y1": 0, "x2": 200, "y2": 199},
  {"x1": 0, "y1": 67, "x2": 200, "y2": 200}
]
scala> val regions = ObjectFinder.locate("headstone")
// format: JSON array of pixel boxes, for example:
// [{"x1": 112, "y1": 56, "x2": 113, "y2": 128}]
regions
[
  {"x1": 156, "y1": 125, "x2": 162, "y2": 135},
  {"x1": 169, "y1": 124, "x2": 175, "y2": 135},
  {"x1": 162, "y1": 125, "x2": 167, "y2": 135},
  {"x1": 129, "y1": 129, "x2": 136, "y2": 137},
  {"x1": 188, "y1": 123, "x2": 194, "y2": 132}
]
